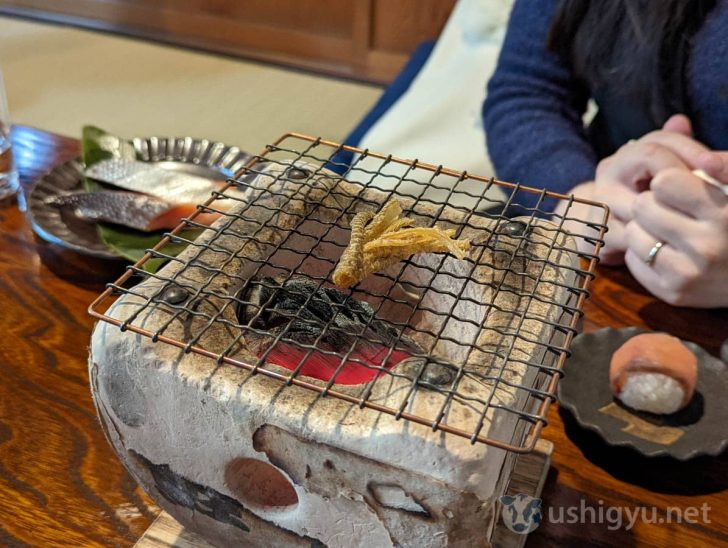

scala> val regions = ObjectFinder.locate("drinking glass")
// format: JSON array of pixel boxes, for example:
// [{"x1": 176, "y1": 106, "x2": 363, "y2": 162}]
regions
[{"x1": 0, "y1": 68, "x2": 18, "y2": 204}]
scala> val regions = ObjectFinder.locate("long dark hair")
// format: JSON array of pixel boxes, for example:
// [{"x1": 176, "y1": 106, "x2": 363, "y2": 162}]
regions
[{"x1": 548, "y1": 0, "x2": 716, "y2": 125}]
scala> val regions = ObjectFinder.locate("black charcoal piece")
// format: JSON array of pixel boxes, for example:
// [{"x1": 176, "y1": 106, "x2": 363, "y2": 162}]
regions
[{"x1": 238, "y1": 275, "x2": 421, "y2": 353}]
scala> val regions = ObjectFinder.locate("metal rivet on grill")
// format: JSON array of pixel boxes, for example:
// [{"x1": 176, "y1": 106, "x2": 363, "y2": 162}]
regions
[
  {"x1": 499, "y1": 220, "x2": 529, "y2": 237},
  {"x1": 287, "y1": 167, "x2": 310, "y2": 180},
  {"x1": 401, "y1": 358, "x2": 455, "y2": 387},
  {"x1": 421, "y1": 362, "x2": 456, "y2": 386},
  {"x1": 162, "y1": 286, "x2": 188, "y2": 305}
]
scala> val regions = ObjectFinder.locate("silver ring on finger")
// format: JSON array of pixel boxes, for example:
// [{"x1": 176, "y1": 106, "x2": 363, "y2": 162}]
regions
[{"x1": 645, "y1": 241, "x2": 665, "y2": 266}]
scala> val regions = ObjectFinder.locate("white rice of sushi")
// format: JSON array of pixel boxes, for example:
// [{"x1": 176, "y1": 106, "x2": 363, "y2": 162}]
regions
[{"x1": 618, "y1": 372, "x2": 685, "y2": 415}]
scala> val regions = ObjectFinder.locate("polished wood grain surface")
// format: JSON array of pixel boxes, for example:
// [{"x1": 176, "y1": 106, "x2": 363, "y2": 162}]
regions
[
  {"x1": 0, "y1": 126, "x2": 159, "y2": 547},
  {"x1": 0, "y1": 126, "x2": 726, "y2": 547}
]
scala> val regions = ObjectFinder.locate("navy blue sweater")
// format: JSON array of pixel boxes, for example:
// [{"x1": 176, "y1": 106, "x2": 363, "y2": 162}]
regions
[{"x1": 483, "y1": 0, "x2": 728, "y2": 212}]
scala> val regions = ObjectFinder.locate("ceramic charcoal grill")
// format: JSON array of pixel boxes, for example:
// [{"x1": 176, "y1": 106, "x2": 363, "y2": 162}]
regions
[{"x1": 88, "y1": 133, "x2": 607, "y2": 547}]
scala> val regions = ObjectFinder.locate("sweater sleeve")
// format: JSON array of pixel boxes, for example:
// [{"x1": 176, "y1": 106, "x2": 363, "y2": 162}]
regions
[{"x1": 483, "y1": 0, "x2": 597, "y2": 213}]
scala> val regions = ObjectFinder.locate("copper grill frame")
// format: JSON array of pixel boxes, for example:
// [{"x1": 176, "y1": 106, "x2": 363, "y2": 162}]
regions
[{"x1": 88, "y1": 132, "x2": 609, "y2": 454}]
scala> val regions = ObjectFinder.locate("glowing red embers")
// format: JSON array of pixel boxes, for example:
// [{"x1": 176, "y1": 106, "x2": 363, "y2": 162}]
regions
[{"x1": 263, "y1": 342, "x2": 412, "y2": 385}]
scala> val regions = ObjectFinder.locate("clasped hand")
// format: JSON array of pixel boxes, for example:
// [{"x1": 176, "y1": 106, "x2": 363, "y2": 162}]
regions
[{"x1": 559, "y1": 115, "x2": 728, "y2": 307}]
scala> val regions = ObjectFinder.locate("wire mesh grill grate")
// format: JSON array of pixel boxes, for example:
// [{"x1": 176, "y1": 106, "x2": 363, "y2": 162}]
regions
[{"x1": 89, "y1": 133, "x2": 608, "y2": 453}]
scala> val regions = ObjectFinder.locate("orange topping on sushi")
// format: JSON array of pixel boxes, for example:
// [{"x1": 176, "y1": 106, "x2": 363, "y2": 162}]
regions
[{"x1": 609, "y1": 333, "x2": 698, "y2": 408}]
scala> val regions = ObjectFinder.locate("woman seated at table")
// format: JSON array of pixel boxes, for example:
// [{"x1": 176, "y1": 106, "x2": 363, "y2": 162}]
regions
[{"x1": 483, "y1": 0, "x2": 728, "y2": 308}]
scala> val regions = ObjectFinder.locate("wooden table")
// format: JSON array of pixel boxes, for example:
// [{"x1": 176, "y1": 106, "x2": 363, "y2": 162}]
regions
[{"x1": 0, "y1": 127, "x2": 726, "y2": 547}]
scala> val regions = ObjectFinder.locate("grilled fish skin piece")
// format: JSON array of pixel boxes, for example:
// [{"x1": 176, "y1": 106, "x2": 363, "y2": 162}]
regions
[
  {"x1": 46, "y1": 191, "x2": 222, "y2": 232},
  {"x1": 85, "y1": 158, "x2": 246, "y2": 205},
  {"x1": 333, "y1": 200, "x2": 471, "y2": 288}
]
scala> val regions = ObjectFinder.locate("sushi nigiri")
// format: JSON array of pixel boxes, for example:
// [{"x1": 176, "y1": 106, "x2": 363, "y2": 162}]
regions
[{"x1": 609, "y1": 333, "x2": 698, "y2": 414}]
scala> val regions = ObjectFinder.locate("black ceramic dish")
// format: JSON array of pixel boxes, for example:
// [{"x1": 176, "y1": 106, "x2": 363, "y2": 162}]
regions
[{"x1": 559, "y1": 326, "x2": 728, "y2": 460}]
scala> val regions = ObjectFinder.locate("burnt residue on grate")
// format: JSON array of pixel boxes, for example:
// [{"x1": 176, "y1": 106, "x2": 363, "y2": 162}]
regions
[{"x1": 90, "y1": 134, "x2": 607, "y2": 451}]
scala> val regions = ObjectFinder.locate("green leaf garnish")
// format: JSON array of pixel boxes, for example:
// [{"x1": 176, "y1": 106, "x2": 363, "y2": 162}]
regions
[{"x1": 82, "y1": 125, "x2": 203, "y2": 273}]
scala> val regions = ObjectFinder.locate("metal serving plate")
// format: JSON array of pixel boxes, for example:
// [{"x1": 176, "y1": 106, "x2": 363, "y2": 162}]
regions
[{"x1": 27, "y1": 136, "x2": 251, "y2": 259}]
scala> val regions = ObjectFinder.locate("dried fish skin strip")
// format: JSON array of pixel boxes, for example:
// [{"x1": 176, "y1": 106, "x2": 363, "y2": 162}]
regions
[
  {"x1": 333, "y1": 200, "x2": 471, "y2": 288},
  {"x1": 333, "y1": 210, "x2": 373, "y2": 288},
  {"x1": 364, "y1": 200, "x2": 403, "y2": 240},
  {"x1": 363, "y1": 227, "x2": 470, "y2": 258},
  {"x1": 381, "y1": 217, "x2": 415, "y2": 234}
]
